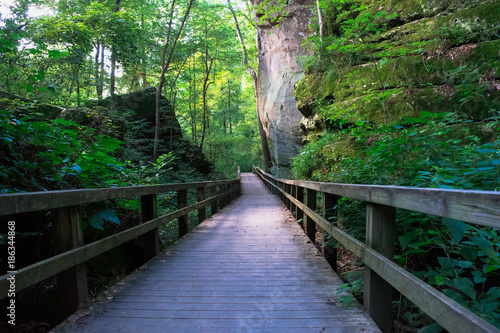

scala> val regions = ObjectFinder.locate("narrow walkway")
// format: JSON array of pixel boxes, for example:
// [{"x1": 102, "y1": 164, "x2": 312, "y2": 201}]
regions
[{"x1": 54, "y1": 173, "x2": 379, "y2": 332}]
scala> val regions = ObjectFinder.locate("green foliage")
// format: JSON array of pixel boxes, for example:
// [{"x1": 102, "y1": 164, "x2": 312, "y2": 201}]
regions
[
  {"x1": 0, "y1": 103, "x2": 126, "y2": 192},
  {"x1": 293, "y1": 110, "x2": 500, "y2": 327},
  {"x1": 254, "y1": 0, "x2": 289, "y2": 27},
  {"x1": 294, "y1": 112, "x2": 500, "y2": 190},
  {"x1": 86, "y1": 209, "x2": 121, "y2": 231}
]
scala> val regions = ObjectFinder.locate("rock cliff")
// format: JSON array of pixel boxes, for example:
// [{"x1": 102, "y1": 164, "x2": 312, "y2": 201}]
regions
[
  {"x1": 294, "y1": 0, "x2": 500, "y2": 137},
  {"x1": 254, "y1": 0, "x2": 316, "y2": 177}
]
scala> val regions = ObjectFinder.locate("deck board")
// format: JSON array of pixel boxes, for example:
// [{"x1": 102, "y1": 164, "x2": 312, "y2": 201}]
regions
[{"x1": 53, "y1": 173, "x2": 380, "y2": 332}]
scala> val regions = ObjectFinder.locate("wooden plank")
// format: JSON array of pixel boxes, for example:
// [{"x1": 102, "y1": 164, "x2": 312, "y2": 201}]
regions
[
  {"x1": 177, "y1": 189, "x2": 188, "y2": 237},
  {"x1": 322, "y1": 192, "x2": 338, "y2": 271},
  {"x1": 272, "y1": 183, "x2": 499, "y2": 333},
  {"x1": 0, "y1": 179, "x2": 240, "y2": 216},
  {"x1": 105, "y1": 301, "x2": 338, "y2": 311},
  {"x1": 364, "y1": 203, "x2": 396, "y2": 333},
  {"x1": 197, "y1": 187, "x2": 206, "y2": 224},
  {"x1": 53, "y1": 173, "x2": 378, "y2": 333},
  {"x1": 53, "y1": 206, "x2": 88, "y2": 315},
  {"x1": 295, "y1": 186, "x2": 304, "y2": 222},
  {"x1": 290, "y1": 184, "x2": 296, "y2": 214},
  {"x1": 0, "y1": 194, "x2": 227, "y2": 296},
  {"x1": 210, "y1": 185, "x2": 218, "y2": 215},
  {"x1": 220, "y1": 184, "x2": 227, "y2": 209},
  {"x1": 141, "y1": 194, "x2": 159, "y2": 262},
  {"x1": 305, "y1": 188, "x2": 316, "y2": 243},
  {"x1": 254, "y1": 167, "x2": 500, "y2": 228}
]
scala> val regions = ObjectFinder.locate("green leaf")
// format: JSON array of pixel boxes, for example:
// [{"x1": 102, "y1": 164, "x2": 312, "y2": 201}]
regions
[
  {"x1": 474, "y1": 275, "x2": 486, "y2": 284},
  {"x1": 418, "y1": 323, "x2": 443, "y2": 333},
  {"x1": 460, "y1": 246, "x2": 478, "y2": 262},
  {"x1": 399, "y1": 231, "x2": 418, "y2": 250},
  {"x1": 88, "y1": 209, "x2": 120, "y2": 230},
  {"x1": 447, "y1": 277, "x2": 476, "y2": 300},
  {"x1": 487, "y1": 287, "x2": 500, "y2": 300},
  {"x1": 442, "y1": 218, "x2": 467, "y2": 243},
  {"x1": 470, "y1": 236, "x2": 499, "y2": 262}
]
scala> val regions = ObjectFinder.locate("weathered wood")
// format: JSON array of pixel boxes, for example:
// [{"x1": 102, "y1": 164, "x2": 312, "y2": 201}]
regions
[
  {"x1": 53, "y1": 173, "x2": 378, "y2": 332},
  {"x1": 305, "y1": 188, "x2": 317, "y2": 243},
  {"x1": 284, "y1": 184, "x2": 291, "y2": 210},
  {"x1": 263, "y1": 177, "x2": 499, "y2": 333},
  {"x1": 290, "y1": 184, "x2": 296, "y2": 214},
  {"x1": 364, "y1": 203, "x2": 396, "y2": 333},
  {"x1": 196, "y1": 187, "x2": 206, "y2": 224},
  {"x1": 177, "y1": 189, "x2": 188, "y2": 237},
  {"x1": 295, "y1": 186, "x2": 304, "y2": 222},
  {"x1": 253, "y1": 167, "x2": 500, "y2": 228},
  {"x1": 322, "y1": 193, "x2": 338, "y2": 271},
  {"x1": 0, "y1": 179, "x2": 239, "y2": 215},
  {"x1": 141, "y1": 194, "x2": 159, "y2": 261},
  {"x1": 0, "y1": 194, "x2": 228, "y2": 296},
  {"x1": 53, "y1": 206, "x2": 88, "y2": 315},
  {"x1": 210, "y1": 185, "x2": 218, "y2": 215}
]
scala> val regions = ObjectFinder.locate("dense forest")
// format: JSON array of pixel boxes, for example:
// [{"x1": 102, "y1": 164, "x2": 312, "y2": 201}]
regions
[{"x1": 1, "y1": 0, "x2": 499, "y2": 331}]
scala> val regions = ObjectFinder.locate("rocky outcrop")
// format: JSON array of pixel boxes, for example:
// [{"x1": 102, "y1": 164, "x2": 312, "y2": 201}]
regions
[
  {"x1": 62, "y1": 88, "x2": 214, "y2": 174},
  {"x1": 254, "y1": 0, "x2": 316, "y2": 177},
  {"x1": 294, "y1": 0, "x2": 500, "y2": 138}
]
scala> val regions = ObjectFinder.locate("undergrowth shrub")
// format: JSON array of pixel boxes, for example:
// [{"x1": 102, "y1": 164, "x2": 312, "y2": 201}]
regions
[{"x1": 292, "y1": 111, "x2": 500, "y2": 329}]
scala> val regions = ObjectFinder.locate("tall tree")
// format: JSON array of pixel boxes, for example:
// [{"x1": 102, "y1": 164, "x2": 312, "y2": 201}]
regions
[
  {"x1": 153, "y1": 0, "x2": 195, "y2": 160},
  {"x1": 227, "y1": 0, "x2": 272, "y2": 171}
]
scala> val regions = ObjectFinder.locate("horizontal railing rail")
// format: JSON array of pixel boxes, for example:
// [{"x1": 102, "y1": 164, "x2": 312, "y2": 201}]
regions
[
  {"x1": 253, "y1": 166, "x2": 500, "y2": 333},
  {"x1": 0, "y1": 175, "x2": 241, "y2": 317}
]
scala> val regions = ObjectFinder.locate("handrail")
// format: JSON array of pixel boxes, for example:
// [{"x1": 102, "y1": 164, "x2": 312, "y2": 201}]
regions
[
  {"x1": 0, "y1": 179, "x2": 237, "y2": 215},
  {"x1": 0, "y1": 176, "x2": 241, "y2": 318},
  {"x1": 253, "y1": 166, "x2": 500, "y2": 333}
]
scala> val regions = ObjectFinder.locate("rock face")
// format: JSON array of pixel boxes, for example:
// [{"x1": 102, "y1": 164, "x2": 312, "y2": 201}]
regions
[
  {"x1": 254, "y1": 0, "x2": 316, "y2": 177},
  {"x1": 63, "y1": 88, "x2": 214, "y2": 174},
  {"x1": 294, "y1": 0, "x2": 500, "y2": 138}
]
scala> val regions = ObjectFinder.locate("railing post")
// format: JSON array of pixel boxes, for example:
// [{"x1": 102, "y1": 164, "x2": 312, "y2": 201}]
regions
[
  {"x1": 54, "y1": 206, "x2": 88, "y2": 316},
  {"x1": 177, "y1": 189, "x2": 188, "y2": 238},
  {"x1": 283, "y1": 184, "x2": 289, "y2": 210},
  {"x1": 197, "y1": 186, "x2": 206, "y2": 224},
  {"x1": 220, "y1": 184, "x2": 227, "y2": 209},
  {"x1": 141, "y1": 194, "x2": 159, "y2": 261},
  {"x1": 364, "y1": 203, "x2": 396, "y2": 333},
  {"x1": 231, "y1": 182, "x2": 236, "y2": 201},
  {"x1": 279, "y1": 181, "x2": 284, "y2": 203},
  {"x1": 285, "y1": 184, "x2": 291, "y2": 209},
  {"x1": 210, "y1": 185, "x2": 218, "y2": 216},
  {"x1": 290, "y1": 184, "x2": 296, "y2": 215},
  {"x1": 295, "y1": 186, "x2": 304, "y2": 222},
  {"x1": 322, "y1": 193, "x2": 339, "y2": 271},
  {"x1": 305, "y1": 188, "x2": 317, "y2": 243}
]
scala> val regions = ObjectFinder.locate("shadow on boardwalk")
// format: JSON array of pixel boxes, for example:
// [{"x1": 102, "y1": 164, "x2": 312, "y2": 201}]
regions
[{"x1": 53, "y1": 173, "x2": 380, "y2": 332}]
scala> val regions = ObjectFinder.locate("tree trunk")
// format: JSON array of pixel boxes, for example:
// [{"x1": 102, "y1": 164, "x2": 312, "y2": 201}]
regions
[
  {"x1": 98, "y1": 42, "x2": 104, "y2": 100},
  {"x1": 153, "y1": 0, "x2": 195, "y2": 160},
  {"x1": 110, "y1": 0, "x2": 122, "y2": 110},
  {"x1": 316, "y1": 0, "x2": 324, "y2": 40},
  {"x1": 228, "y1": 0, "x2": 272, "y2": 171},
  {"x1": 94, "y1": 43, "x2": 100, "y2": 98}
]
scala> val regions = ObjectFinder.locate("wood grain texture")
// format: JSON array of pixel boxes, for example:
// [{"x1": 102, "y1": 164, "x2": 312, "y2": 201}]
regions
[
  {"x1": 254, "y1": 167, "x2": 500, "y2": 228},
  {"x1": 0, "y1": 191, "x2": 236, "y2": 296},
  {"x1": 255, "y1": 169, "x2": 499, "y2": 333},
  {"x1": 364, "y1": 203, "x2": 396, "y2": 333},
  {"x1": 53, "y1": 173, "x2": 380, "y2": 332},
  {"x1": 0, "y1": 179, "x2": 239, "y2": 215}
]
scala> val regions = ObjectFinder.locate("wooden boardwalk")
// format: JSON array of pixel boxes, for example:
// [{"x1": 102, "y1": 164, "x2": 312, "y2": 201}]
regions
[{"x1": 54, "y1": 173, "x2": 380, "y2": 332}]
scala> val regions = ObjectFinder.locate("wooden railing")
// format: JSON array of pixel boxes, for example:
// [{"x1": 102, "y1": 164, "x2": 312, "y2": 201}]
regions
[
  {"x1": 0, "y1": 172, "x2": 241, "y2": 317},
  {"x1": 253, "y1": 166, "x2": 500, "y2": 333}
]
